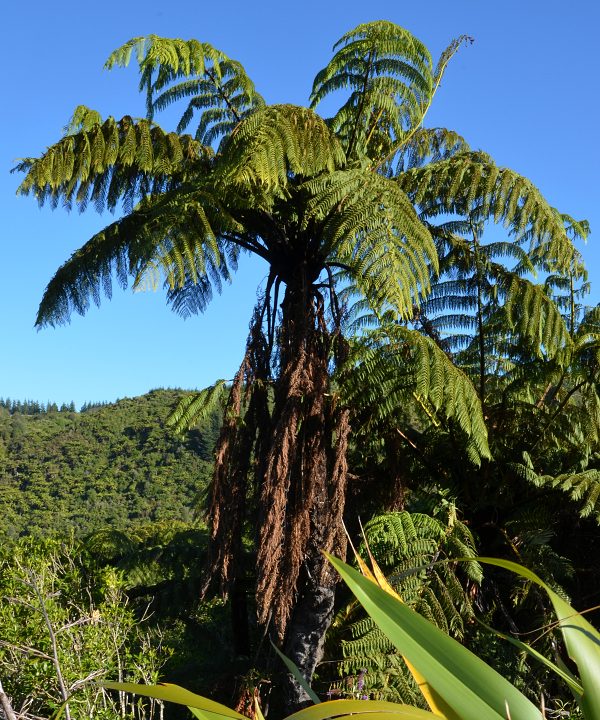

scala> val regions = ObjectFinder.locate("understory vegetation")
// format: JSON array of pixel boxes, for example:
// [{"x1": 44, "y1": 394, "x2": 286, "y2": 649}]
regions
[{"x1": 3, "y1": 17, "x2": 599, "y2": 720}]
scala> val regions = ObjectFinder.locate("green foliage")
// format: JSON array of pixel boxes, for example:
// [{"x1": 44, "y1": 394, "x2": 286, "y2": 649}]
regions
[
  {"x1": 0, "y1": 390, "x2": 214, "y2": 538},
  {"x1": 16, "y1": 112, "x2": 207, "y2": 213},
  {"x1": 327, "y1": 511, "x2": 480, "y2": 704},
  {"x1": 105, "y1": 35, "x2": 264, "y2": 143},
  {"x1": 17, "y1": 21, "x2": 574, "y2": 334},
  {"x1": 399, "y1": 153, "x2": 578, "y2": 271},
  {"x1": 217, "y1": 104, "x2": 345, "y2": 198},
  {"x1": 0, "y1": 537, "x2": 166, "y2": 720},
  {"x1": 108, "y1": 552, "x2": 600, "y2": 720},
  {"x1": 14, "y1": 21, "x2": 595, "y2": 708},
  {"x1": 510, "y1": 464, "x2": 600, "y2": 522},
  {"x1": 310, "y1": 21, "x2": 470, "y2": 167},
  {"x1": 341, "y1": 325, "x2": 490, "y2": 465},
  {"x1": 301, "y1": 168, "x2": 437, "y2": 318},
  {"x1": 166, "y1": 380, "x2": 228, "y2": 435}
]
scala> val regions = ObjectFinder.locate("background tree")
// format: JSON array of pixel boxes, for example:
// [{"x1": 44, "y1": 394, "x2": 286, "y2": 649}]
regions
[
  {"x1": 16, "y1": 21, "x2": 582, "y2": 708},
  {"x1": 336, "y1": 212, "x2": 598, "y2": 706}
]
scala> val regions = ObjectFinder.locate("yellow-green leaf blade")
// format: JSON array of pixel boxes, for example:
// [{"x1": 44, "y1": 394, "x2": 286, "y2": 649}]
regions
[
  {"x1": 285, "y1": 699, "x2": 438, "y2": 720},
  {"x1": 102, "y1": 682, "x2": 249, "y2": 720}
]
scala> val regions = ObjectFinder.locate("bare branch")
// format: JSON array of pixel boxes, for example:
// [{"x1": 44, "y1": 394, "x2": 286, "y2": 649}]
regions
[{"x1": 0, "y1": 678, "x2": 18, "y2": 720}]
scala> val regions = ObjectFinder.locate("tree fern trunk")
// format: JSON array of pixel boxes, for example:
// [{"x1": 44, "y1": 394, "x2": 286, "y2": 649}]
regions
[
  {"x1": 282, "y1": 554, "x2": 337, "y2": 712},
  {"x1": 255, "y1": 273, "x2": 349, "y2": 710},
  {"x1": 205, "y1": 266, "x2": 349, "y2": 711}
]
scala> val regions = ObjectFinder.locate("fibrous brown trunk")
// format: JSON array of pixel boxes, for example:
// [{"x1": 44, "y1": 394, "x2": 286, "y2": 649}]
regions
[
  {"x1": 204, "y1": 269, "x2": 350, "y2": 710},
  {"x1": 256, "y1": 279, "x2": 349, "y2": 639}
]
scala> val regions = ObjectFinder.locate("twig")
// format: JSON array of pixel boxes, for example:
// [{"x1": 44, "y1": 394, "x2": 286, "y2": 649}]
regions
[
  {"x1": 0, "y1": 640, "x2": 53, "y2": 661},
  {"x1": 28, "y1": 570, "x2": 71, "y2": 720},
  {"x1": 0, "y1": 678, "x2": 18, "y2": 720}
]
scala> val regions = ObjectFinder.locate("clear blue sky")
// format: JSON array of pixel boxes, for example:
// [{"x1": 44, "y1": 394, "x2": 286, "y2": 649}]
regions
[{"x1": 3, "y1": 0, "x2": 599, "y2": 408}]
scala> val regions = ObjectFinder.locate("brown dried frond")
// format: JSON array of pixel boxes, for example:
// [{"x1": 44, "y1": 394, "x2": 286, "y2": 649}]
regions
[
  {"x1": 201, "y1": 354, "x2": 250, "y2": 597},
  {"x1": 256, "y1": 347, "x2": 306, "y2": 630},
  {"x1": 318, "y1": 405, "x2": 350, "y2": 586}
]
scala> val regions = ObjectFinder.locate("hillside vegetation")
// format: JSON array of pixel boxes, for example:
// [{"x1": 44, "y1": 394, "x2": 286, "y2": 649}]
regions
[{"x1": 0, "y1": 390, "x2": 217, "y2": 538}]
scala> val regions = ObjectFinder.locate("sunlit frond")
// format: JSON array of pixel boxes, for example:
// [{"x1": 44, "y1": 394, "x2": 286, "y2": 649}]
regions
[
  {"x1": 302, "y1": 170, "x2": 436, "y2": 318},
  {"x1": 166, "y1": 380, "x2": 229, "y2": 434},
  {"x1": 217, "y1": 104, "x2": 345, "y2": 200},
  {"x1": 16, "y1": 113, "x2": 208, "y2": 213},
  {"x1": 399, "y1": 153, "x2": 577, "y2": 270}
]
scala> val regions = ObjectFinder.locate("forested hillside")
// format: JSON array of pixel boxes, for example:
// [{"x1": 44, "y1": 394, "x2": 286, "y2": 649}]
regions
[{"x1": 0, "y1": 390, "x2": 217, "y2": 538}]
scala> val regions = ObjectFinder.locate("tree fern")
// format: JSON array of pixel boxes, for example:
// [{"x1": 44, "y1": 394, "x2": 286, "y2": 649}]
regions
[{"x1": 16, "y1": 22, "x2": 591, "y2": 705}]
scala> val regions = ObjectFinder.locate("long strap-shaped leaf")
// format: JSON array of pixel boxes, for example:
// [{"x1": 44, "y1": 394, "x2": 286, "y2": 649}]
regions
[
  {"x1": 475, "y1": 619, "x2": 583, "y2": 696},
  {"x1": 102, "y1": 682, "x2": 248, "y2": 720},
  {"x1": 475, "y1": 558, "x2": 600, "y2": 720},
  {"x1": 104, "y1": 683, "x2": 439, "y2": 720},
  {"x1": 285, "y1": 699, "x2": 438, "y2": 720},
  {"x1": 348, "y1": 536, "x2": 452, "y2": 719},
  {"x1": 326, "y1": 554, "x2": 543, "y2": 720}
]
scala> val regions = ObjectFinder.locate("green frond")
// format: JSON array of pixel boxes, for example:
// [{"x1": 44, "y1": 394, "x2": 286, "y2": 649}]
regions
[
  {"x1": 511, "y1": 464, "x2": 600, "y2": 522},
  {"x1": 156, "y1": 58, "x2": 265, "y2": 145},
  {"x1": 166, "y1": 380, "x2": 229, "y2": 434},
  {"x1": 34, "y1": 187, "x2": 240, "y2": 327},
  {"x1": 342, "y1": 325, "x2": 490, "y2": 462},
  {"x1": 106, "y1": 36, "x2": 264, "y2": 144},
  {"x1": 312, "y1": 21, "x2": 432, "y2": 107},
  {"x1": 310, "y1": 21, "x2": 434, "y2": 162},
  {"x1": 106, "y1": 36, "x2": 226, "y2": 115},
  {"x1": 503, "y1": 277, "x2": 570, "y2": 359},
  {"x1": 16, "y1": 114, "x2": 208, "y2": 213},
  {"x1": 217, "y1": 104, "x2": 345, "y2": 201},
  {"x1": 302, "y1": 169, "x2": 437, "y2": 318},
  {"x1": 399, "y1": 153, "x2": 577, "y2": 270}
]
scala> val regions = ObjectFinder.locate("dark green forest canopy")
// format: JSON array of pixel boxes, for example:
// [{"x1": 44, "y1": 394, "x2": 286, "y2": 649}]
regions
[{"x1": 0, "y1": 389, "x2": 218, "y2": 538}]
